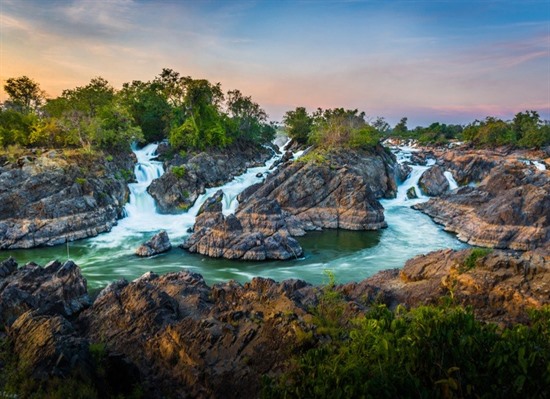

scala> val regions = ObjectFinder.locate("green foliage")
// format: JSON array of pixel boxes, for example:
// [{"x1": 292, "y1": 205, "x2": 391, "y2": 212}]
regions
[
  {"x1": 3, "y1": 75, "x2": 45, "y2": 113},
  {"x1": 171, "y1": 165, "x2": 187, "y2": 179},
  {"x1": 296, "y1": 150, "x2": 328, "y2": 165},
  {"x1": 461, "y1": 247, "x2": 493, "y2": 272},
  {"x1": 308, "y1": 108, "x2": 381, "y2": 150},
  {"x1": 264, "y1": 302, "x2": 550, "y2": 399},
  {"x1": 75, "y1": 177, "x2": 87, "y2": 185},
  {"x1": 283, "y1": 107, "x2": 313, "y2": 144}
]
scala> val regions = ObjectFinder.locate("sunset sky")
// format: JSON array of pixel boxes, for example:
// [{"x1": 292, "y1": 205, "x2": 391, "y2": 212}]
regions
[{"x1": 1, "y1": 0, "x2": 549, "y2": 126}]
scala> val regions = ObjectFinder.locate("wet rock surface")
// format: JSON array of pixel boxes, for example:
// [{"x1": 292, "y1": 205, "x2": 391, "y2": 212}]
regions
[
  {"x1": 135, "y1": 230, "x2": 172, "y2": 257},
  {"x1": 0, "y1": 150, "x2": 135, "y2": 249},
  {"x1": 147, "y1": 142, "x2": 273, "y2": 213}
]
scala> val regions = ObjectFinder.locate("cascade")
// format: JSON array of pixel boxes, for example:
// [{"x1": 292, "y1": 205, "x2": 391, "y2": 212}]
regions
[
  {"x1": 443, "y1": 171, "x2": 459, "y2": 190},
  {"x1": 91, "y1": 140, "x2": 290, "y2": 248}
]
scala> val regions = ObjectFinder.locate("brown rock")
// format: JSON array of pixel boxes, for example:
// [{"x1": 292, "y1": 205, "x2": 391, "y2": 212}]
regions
[{"x1": 414, "y1": 163, "x2": 550, "y2": 250}]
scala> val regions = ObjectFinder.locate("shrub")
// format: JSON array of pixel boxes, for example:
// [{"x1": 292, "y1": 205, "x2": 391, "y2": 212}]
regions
[{"x1": 172, "y1": 165, "x2": 187, "y2": 178}]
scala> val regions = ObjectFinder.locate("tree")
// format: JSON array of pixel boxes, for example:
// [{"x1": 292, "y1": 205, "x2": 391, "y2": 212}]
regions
[
  {"x1": 393, "y1": 117, "x2": 408, "y2": 137},
  {"x1": 283, "y1": 107, "x2": 313, "y2": 144},
  {"x1": 225, "y1": 89, "x2": 273, "y2": 143},
  {"x1": 3, "y1": 76, "x2": 45, "y2": 113},
  {"x1": 119, "y1": 80, "x2": 171, "y2": 142}
]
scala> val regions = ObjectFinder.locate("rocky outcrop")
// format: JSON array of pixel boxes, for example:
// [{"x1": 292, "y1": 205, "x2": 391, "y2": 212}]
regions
[
  {"x1": 418, "y1": 165, "x2": 449, "y2": 196},
  {"x1": 406, "y1": 187, "x2": 418, "y2": 199},
  {"x1": 414, "y1": 163, "x2": 550, "y2": 250},
  {"x1": 342, "y1": 247, "x2": 550, "y2": 324},
  {"x1": 0, "y1": 150, "x2": 134, "y2": 249},
  {"x1": 183, "y1": 146, "x2": 398, "y2": 260},
  {"x1": 135, "y1": 230, "x2": 172, "y2": 257},
  {"x1": 0, "y1": 258, "x2": 91, "y2": 326},
  {"x1": 182, "y1": 191, "x2": 303, "y2": 260},
  {"x1": 239, "y1": 147, "x2": 397, "y2": 231},
  {"x1": 147, "y1": 142, "x2": 273, "y2": 213},
  {"x1": 2, "y1": 250, "x2": 550, "y2": 396}
]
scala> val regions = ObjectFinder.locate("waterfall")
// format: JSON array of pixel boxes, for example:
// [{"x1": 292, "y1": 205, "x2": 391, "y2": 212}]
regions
[
  {"x1": 123, "y1": 143, "x2": 164, "y2": 218},
  {"x1": 444, "y1": 171, "x2": 459, "y2": 190},
  {"x1": 91, "y1": 140, "x2": 290, "y2": 249}
]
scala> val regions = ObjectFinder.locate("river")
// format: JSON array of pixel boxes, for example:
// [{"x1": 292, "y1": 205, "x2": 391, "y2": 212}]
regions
[{"x1": 2, "y1": 143, "x2": 467, "y2": 289}]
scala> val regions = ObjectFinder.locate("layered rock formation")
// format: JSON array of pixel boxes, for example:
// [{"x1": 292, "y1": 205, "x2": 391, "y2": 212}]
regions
[
  {"x1": 183, "y1": 146, "x2": 400, "y2": 260},
  {"x1": 182, "y1": 191, "x2": 303, "y2": 260},
  {"x1": 342, "y1": 247, "x2": 550, "y2": 324},
  {"x1": 148, "y1": 142, "x2": 273, "y2": 213},
  {"x1": 414, "y1": 163, "x2": 550, "y2": 250},
  {"x1": 0, "y1": 150, "x2": 134, "y2": 249}
]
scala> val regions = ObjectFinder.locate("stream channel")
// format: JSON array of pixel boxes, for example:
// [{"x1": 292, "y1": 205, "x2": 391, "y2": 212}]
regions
[{"x1": 4, "y1": 143, "x2": 467, "y2": 289}]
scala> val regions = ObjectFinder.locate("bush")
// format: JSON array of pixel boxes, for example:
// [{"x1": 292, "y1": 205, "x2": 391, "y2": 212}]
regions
[
  {"x1": 171, "y1": 165, "x2": 187, "y2": 178},
  {"x1": 263, "y1": 302, "x2": 550, "y2": 399}
]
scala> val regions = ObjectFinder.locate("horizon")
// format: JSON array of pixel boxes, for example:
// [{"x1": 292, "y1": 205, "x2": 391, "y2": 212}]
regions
[{"x1": 1, "y1": 0, "x2": 549, "y2": 127}]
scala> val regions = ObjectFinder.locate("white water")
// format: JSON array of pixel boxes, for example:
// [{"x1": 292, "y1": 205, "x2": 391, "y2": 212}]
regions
[
  {"x1": 533, "y1": 161, "x2": 547, "y2": 171},
  {"x1": 91, "y1": 141, "x2": 289, "y2": 249},
  {"x1": 444, "y1": 171, "x2": 459, "y2": 190}
]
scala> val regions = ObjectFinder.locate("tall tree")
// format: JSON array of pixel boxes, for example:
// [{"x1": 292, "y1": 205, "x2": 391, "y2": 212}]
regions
[{"x1": 3, "y1": 76, "x2": 45, "y2": 113}]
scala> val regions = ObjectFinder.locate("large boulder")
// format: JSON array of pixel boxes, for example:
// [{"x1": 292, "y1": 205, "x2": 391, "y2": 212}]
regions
[
  {"x1": 135, "y1": 230, "x2": 172, "y2": 257},
  {"x1": 418, "y1": 165, "x2": 450, "y2": 196},
  {"x1": 238, "y1": 147, "x2": 395, "y2": 231},
  {"x1": 183, "y1": 194, "x2": 303, "y2": 261},
  {"x1": 414, "y1": 163, "x2": 550, "y2": 250}
]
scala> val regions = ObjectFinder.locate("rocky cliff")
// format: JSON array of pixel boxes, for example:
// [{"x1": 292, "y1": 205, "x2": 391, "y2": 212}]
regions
[{"x1": 0, "y1": 149, "x2": 135, "y2": 249}]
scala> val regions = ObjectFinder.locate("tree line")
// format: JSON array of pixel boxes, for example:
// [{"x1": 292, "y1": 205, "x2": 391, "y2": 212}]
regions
[
  {"x1": 283, "y1": 108, "x2": 550, "y2": 149},
  {"x1": 0, "y1": 70, "x2": 276, "y2": 152}
]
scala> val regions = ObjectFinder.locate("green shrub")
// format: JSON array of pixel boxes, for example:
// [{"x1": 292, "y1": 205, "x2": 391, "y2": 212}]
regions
[
  {"x1": 461, "y1": 247, "x2": 493, "y2": 272},
  {"x1": 263, "y1": 302, "x2": 550, "y2": 399},
  {"x1": 172, "y1": 165, "x2": 187, "y2": 178}
]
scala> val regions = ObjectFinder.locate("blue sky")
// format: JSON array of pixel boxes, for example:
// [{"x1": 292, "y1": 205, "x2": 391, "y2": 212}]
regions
[{"x1": 1, "y1": 0, "x2": 549, "y2": 126}]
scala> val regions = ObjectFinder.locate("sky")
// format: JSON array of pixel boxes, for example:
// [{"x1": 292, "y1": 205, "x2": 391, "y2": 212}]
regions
[{"x1": 0, "y1": 0, "x2": 549, "y2": 127}]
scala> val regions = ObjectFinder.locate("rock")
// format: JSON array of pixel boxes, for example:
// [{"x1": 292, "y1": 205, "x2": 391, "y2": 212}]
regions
[
  {"x1": 342, "y1": 247, "x2": 550, "y2": 324},
  {"x1": 135, "y1": 230, "x2": 172, "y2": 257},
  {"x1": 396, "y1": 163, "x2": 412, "y2": 183},
  {"x1": 243, "y1": 147, "x2": 395, "y2": 231},
  {"x1": 418, "y1": 165, "x2": 450, "y2": 196},
  {"x1": 406, "y1": 187, "x2": 418, "y2": 199},
  {"x1": 0, "y1": 259, "x2": 91, "y2": 327},
  {"x1": 0, "y1": 150, "x2": 134, "y2": 249},
  {"x1": 183, "y1": 195, "x2": 304, "y2": 260},
  {"x1": 9, "y1": 311, "x2": 92, "y2": 380},
  {"x1": 83, "y1": 270, "x2": 316, "y2": 398},
  {"x1": 148, "y1": 142, "x2": 272, "y2": 213},
  {"x1": 414, "y1": 163, "x2": 550, "y2": 250},
  {"x1": 256, "y1": 172, "x2": 263, "y2": 178}
]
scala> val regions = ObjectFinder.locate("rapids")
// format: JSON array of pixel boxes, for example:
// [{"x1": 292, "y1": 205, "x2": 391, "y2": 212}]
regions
[{"x1": 3, "y1": 144, "x2": 467, "y2": 289}]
